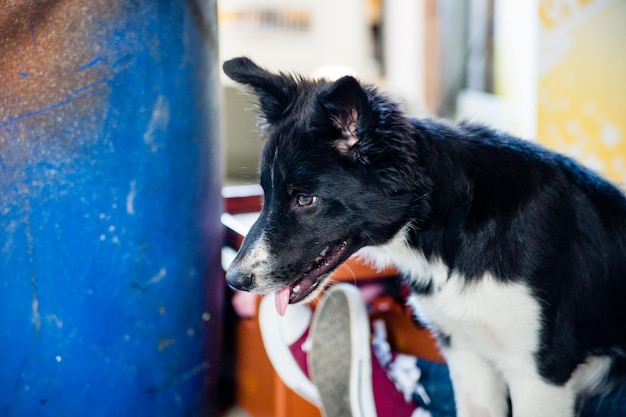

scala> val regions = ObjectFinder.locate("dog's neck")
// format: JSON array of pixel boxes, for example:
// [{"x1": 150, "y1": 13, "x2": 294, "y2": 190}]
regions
[{"x1": 386, "y1": 118, "x2": 476, "y2": 269}]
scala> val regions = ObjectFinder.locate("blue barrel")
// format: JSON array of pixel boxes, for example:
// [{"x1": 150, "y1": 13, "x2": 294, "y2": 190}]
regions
[{"x1": 0, "y1": 1, "x2": 222, "y2": 416}]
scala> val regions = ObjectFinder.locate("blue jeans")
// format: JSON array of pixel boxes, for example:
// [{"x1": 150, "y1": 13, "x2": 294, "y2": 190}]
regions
[
  {"x1": 578, "y1": 383, "x2": 626, "y2": 417},
  {"x1": 412, "y1": 359, "x2": 456, "y2": 417}
]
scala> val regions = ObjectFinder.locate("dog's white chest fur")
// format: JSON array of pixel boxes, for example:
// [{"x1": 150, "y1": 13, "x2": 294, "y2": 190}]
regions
[{"x1": 357, "y1": 228, "x2": 542, "y2": 364}]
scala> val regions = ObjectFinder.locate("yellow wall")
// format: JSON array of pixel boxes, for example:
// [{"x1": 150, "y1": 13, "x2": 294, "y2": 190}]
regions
[{"x1": 538, "y1": 0, "x2": 626, "y2": 184}]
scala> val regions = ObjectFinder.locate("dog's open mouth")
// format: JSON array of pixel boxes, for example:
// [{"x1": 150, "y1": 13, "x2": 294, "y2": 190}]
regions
[{"x1": 274, "y1": 239, "x2": 350, "y2": 316}]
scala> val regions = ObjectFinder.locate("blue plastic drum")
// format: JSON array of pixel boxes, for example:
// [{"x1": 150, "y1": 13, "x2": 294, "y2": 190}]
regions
[{"x1": 0, "y1": 1, "x2": 222, "y2": 415}]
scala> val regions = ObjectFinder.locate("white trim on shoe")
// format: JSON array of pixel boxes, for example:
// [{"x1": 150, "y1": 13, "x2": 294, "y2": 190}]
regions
[{"x1": 258, "y1": 294, "x2": 321, "y2": 406}]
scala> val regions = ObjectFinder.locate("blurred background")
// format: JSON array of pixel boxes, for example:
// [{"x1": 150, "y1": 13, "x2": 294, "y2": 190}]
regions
[
  {"x1": 218, "y1": 3, "x2": 626, "y2": 415},
  {"x1": 219, "y1": 0, "x2": 626, "y2": 187}
]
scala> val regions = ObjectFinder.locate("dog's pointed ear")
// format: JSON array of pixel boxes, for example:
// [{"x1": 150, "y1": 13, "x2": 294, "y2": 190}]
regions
[
  {"x1": 223, "y1": 57, "x2": 296, "y2": 123},
  {"x1": 318, "y1": 76, "x2": 371, "y2": 157}
]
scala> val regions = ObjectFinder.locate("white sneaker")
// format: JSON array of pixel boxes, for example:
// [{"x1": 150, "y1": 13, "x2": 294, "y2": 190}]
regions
[{"x1": 258, "y1": 294, "x2": 321, "y2": 405}]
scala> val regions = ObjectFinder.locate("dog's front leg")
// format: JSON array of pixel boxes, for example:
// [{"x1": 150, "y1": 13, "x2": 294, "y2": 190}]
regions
[
  {"x1": 444, "y1": 347, "x2": 509, "y2": 417},
  {"x1": 507, "y1": 373, "x2": 575, "y2": 417}
]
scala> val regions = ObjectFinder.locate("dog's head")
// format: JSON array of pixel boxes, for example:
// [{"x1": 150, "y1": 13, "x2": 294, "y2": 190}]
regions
[{"x1": 223, "y1": 57, "x2": 432, "y2": 314}]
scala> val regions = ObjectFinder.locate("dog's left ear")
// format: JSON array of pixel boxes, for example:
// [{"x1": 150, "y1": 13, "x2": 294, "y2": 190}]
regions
[
  {"x1": 223, "y1": 57, "x2": 297, "y2": 123},
  {"x1": 318, "y1": 76, "x2": 372, "y2": 157}
]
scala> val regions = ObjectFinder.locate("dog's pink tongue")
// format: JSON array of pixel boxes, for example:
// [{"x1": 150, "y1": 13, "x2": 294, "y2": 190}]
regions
[{"x1": 275, "y1": 286, "x2": 290, "y2": 316}]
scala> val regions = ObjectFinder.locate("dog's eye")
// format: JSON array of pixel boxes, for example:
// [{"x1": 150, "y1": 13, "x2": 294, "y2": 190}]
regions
[{"x1": 296, "y1": 194, "x2": 318, "y2": 207}]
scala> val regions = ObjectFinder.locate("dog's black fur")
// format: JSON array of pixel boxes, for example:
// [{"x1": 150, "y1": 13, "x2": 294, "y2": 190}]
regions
[{"x1": 224, "y1": 57, "x2": 626, "y2": 416}]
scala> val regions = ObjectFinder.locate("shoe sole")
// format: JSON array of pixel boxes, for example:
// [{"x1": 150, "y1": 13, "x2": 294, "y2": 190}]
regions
[{"x1": 309, "y1": 284, "x2": 377, "y2": 417}]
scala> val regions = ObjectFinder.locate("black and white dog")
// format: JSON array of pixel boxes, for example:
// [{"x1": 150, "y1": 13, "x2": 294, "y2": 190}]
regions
[{"x1": 223, "y1": 57, "x2": 626, "y2": 417}]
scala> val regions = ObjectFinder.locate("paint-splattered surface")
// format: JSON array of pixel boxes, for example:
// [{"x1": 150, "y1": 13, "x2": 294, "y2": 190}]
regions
[{"x1": 0, "y1": 1, "x2": 222, "y2": 415}]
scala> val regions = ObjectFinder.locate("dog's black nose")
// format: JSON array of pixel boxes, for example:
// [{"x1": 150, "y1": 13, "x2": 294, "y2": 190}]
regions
[{"x1": 225, "y1": 268, "x2": 254, "y2": 292}]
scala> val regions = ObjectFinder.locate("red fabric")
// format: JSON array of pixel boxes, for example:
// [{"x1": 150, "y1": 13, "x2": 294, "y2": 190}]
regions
[
  {"x1": 372, "y1": 350, "x2": 418, "y2": 417},
  {"x1": 289, "y1": 329, "x2": 311, "y2": 377}
]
